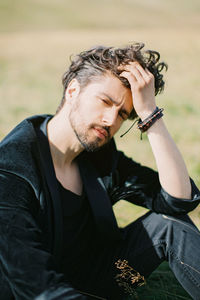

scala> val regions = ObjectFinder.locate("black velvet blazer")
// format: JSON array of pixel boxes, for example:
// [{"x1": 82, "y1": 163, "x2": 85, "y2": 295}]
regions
[{"x1": 0, "y1": 115, "x2": 199, "y2": 300}]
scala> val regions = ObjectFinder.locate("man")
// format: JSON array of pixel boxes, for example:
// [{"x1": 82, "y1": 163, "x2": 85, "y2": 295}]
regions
[{"x1": 0, "y1": 43, "x2": 200, "y2": 300}]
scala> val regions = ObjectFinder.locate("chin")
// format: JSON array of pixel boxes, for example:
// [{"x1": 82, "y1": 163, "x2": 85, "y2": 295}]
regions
[{"x1": 85, "y1": 140, "x2": 110, "y2": 152}]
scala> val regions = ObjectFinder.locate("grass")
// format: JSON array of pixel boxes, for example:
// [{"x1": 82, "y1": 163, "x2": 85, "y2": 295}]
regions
[
  {"x1": 0, "y1": 1, "x2": 199, "y2": 298},
  {"x1": 0, "y1": 0, "x2": 200, "y2": 32},
  {"x1": 125, "y1": 262, "x2": 192, "y2": 300}
]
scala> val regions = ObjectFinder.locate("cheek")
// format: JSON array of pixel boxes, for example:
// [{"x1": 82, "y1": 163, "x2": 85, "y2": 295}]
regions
[
  {"x1": 111, "y1": 119, "x2": 123, "y2": 136},
  {"x1": 80, "y1": 100, "x2": 99, "y2": 117}
]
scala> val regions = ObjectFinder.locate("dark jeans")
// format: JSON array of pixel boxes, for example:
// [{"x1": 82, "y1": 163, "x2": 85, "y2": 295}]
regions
[{"x1": 78, "y1": 211, "x2": 200, "y2": 300}]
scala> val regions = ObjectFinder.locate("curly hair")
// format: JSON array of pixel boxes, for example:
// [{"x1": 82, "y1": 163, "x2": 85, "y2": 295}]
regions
[{"x1": 58, "y1": 43, "x2": 167, "y2": 119}]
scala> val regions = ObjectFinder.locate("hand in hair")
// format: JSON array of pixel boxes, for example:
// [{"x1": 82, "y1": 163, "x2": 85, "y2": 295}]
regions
[{"x1": 119, "y1": 62, "x2": 156, "y2": 121}]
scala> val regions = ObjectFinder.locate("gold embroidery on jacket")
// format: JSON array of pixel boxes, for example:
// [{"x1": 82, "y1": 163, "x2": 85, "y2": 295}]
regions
[{"x1": 115, "y1": 259, "x2": 146, "y2": 296}]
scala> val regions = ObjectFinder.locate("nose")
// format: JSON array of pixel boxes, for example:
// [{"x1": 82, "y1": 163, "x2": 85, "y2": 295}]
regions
[{"x1": 102, "y1": 107, "x2": 118, "y2": 127}]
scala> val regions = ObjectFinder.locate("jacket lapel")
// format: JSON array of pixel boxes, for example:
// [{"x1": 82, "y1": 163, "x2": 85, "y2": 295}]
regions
[
  {"x1": 35, "y1": 124, "x2": 63, "y2": 267},
  {"x1": 78, "y1": 153, "x2": 122, "y2": 241}
]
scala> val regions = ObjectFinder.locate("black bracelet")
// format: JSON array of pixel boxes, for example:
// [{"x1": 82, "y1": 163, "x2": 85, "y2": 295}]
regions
[{"x1": 137, "y1": 107, "x2": 164, "y2": 133}]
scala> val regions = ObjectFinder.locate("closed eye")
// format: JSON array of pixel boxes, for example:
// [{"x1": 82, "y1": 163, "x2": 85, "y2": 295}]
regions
[
  {"x1": 99, "y1": 96, "x2": 129, "y2": 120},
  {"x1": 101, "y1": 99, "x2": 110, "y2": 105},
  {"x1": 119, "y1": 111, "x2": 128, "y2": 120}
]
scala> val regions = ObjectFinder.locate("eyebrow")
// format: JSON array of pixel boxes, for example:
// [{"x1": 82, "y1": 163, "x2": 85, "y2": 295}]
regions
[{"x1": 101, "y1": 93, "x2": 130, "y2": 118}]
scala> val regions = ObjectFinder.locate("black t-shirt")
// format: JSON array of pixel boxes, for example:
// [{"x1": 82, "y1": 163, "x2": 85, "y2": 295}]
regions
[
  {"x1": 58, "y1": 181, "x2": 98, "y2": 280},
  {"x1": 39, "y1": 116, "x2": 101, "y2": 283}
]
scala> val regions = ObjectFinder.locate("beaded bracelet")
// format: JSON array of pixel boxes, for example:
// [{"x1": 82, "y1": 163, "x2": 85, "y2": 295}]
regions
[
  {"x1": 137, "y1": 107, "x2": 164, "y2": 133},
  {"x1": 120, "y1": 106, "x2": 164, "y2": 139}
]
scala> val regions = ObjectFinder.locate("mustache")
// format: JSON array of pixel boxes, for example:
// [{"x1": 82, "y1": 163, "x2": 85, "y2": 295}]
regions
[
  {"x1": 103, "y1": 126, "x2": 110, "y2": 137},
  {"x1": 91, "y1": 124, "x2": 111, "y2": 139}
]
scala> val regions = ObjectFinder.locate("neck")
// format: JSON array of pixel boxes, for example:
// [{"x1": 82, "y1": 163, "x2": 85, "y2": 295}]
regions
[{"x1": 47, "y1": 110, "x2": 83, "y2": 168}]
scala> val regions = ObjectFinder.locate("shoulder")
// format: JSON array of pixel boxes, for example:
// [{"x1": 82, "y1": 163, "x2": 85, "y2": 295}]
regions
[
  {"x1": 0, "y1": 114, "x2": 52, "y2": 147},
  {"x1": 0, "y1": 114, "x2": 52, "y2": 194}
]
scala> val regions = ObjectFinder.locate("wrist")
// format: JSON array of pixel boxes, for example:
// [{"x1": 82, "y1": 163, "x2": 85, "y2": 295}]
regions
[
  {"x1": 137, "y1": 107, "x2": 164, "y2": 134},
  {"x1": 138, "y1": 105, "x2": 157, "y2": 121}
]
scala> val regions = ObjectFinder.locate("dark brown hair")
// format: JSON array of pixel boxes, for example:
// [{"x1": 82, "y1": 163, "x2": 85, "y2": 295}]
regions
[{"x1": 58, "y1": 43, "x2": 167, "y2": 119}]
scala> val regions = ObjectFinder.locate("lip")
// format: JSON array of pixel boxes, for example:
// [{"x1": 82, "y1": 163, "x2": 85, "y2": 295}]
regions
[{"x1": 93, "y1": 128, "x2": 108, "y2": 139}]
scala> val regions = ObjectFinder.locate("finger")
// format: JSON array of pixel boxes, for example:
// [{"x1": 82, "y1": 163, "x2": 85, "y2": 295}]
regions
[
  {"x1": 119, "y1": 70, "x2": 137, "y2": 85},
  {"x1": 120, "y1": 70, "x2": 136, "y2": 79},
  {"x1": 118, "y1": 63, "x2": 135, "y2": 72},
  {"x1": 135, "y1": 64, "x2": 150, "y2": 80},
  {"x1": 145, "y1": 68, "x2": 154, "y2": 77},
  {"x1": 124, "y1": 64, "x2": 146, "y2": 84},
  {"x1": 119, "y1": 62, "x2": 153, "y2": 83},
  {"x1": 117, "y1": 63, "x2": 137, "y2": 72},
  {"x1": 118, "y1": 63, "x2": 143, "y2": 82},
  {"x1": 126, "y1": 62, "x2": 150, "y2": 82}
]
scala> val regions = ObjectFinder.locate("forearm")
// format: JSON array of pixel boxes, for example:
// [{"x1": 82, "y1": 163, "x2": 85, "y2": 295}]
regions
[
  {"x1": 146, "y1": 117, "x2": 191, "y2": 199},
  {"x1": 115, "y1": 145, "x2": 200, "y2": 215},
  {"x1": 119, "y1": 61, "x2": 192, "y2": 200}
]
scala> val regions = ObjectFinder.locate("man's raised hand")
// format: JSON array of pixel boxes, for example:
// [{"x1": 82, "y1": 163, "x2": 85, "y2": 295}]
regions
[{"x1": 118, "y1": 62, "x2": 156, "y2": 120}]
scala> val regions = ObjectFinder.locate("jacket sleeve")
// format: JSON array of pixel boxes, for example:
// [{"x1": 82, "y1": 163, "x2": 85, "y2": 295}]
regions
[
  {"x1": 109, "y1": 151, "x2": 200, "y2": 215},
  {"x1": 0, "y1": 171, "x2": 87, "y2": 300}
]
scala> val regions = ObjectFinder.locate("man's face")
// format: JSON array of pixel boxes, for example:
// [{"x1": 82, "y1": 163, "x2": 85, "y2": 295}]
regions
[{"x1": 69, "y1": 73, "x2": 133, "y2": 152}]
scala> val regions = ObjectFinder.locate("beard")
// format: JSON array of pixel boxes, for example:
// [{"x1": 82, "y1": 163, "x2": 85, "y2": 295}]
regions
[
  {"x1": 73, "y1": 128, "x2": 102, "y2": 152},
  {"x1": 69, "y1": 111, "x2": 110, "y2": 152}
]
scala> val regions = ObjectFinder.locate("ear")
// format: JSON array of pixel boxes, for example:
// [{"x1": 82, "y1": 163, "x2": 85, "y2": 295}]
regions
[{"x1": 64, "y1": 79, "x2": 80, "y2": 102}]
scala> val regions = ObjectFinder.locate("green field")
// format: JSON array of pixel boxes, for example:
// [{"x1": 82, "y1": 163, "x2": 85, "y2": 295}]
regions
[{"x1": 0, "y1": 0, "x2": 199, "y2": 298}]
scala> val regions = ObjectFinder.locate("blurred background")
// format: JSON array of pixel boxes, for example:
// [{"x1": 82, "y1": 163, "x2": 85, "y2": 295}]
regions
[{"x1": 0, "y1": 1, "x2": 200, "y2": 297}]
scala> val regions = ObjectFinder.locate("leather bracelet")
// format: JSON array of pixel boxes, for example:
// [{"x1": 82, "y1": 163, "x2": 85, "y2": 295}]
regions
[{"x1": 137, "y1": 107, "x2": 164, "y2": 133}]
